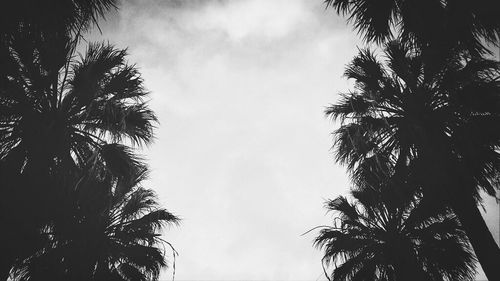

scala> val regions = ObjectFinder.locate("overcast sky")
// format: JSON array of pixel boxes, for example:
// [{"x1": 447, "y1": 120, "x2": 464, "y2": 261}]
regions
[{"x1": 89, "y1": 1, "x2": 499, "y2": 280}]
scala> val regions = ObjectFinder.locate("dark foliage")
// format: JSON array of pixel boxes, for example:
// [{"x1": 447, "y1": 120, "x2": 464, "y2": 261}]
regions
[
  {"x1": 0, "y1": 29, "x2": 156, "y2": 176},
  {"x1": 324, "y1": 0, "x2": 500, "y2": 54},
  {"x1": 0, "y1": 4, "x2": 166, "y2": 279},
  {"x1": 12, "y1": 169, "x2": 179, "y2": 281},
  {"x1": 0, "y1": 0, "x2": 117, "y2": 39},
  {"x1": 315, "y1": 183, "x2": 477, "y2": 281},
  {"x1": 326, "y1": 40, "x2": 500, "y2": 280}
]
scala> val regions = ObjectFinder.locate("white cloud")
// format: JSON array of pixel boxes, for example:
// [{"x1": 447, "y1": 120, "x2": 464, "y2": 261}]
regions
[
  {"x1": 91, "y1": 1, "x2": 359, "y2": 280},
  {"x1": 197, "y1": 0, "x2": 310, "y2": 41},
  {"x1": 90, "y1": 1, "x2": 499, "y2": 281}
]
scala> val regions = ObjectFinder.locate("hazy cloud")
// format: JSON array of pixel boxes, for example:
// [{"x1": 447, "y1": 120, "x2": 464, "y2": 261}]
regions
[{"x1": 89, "y1": 1, "x2": 499, "y2": 280}]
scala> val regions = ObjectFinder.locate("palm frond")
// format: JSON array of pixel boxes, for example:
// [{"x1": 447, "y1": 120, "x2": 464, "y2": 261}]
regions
[{"x1": 314, "y1": 184, "x2": 476, "y2": 281}]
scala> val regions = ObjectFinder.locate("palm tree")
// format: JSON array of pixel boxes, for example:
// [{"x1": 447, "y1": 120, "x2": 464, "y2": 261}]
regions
[
  {"x1": 0, "y1": 26, "x2": 155, "y2": 202},
  {"x1": 324, "y1": 0, "x2": 500, "y2": 54},
  {"x1": 326, "y1": 40, "x2": 500, "y2": 280},
  {"x1": 0, "y1": 26, "x2": 155, "y2": 173},
  {"x1": 0, "y1": 26, "x2": 155, "y2": 278},
  {"x1": 11, "y1": 168, "x2": 179, "y2": 281},
  {"x1": 315, "y1": 184, "x2": 477, "y2": 281}
]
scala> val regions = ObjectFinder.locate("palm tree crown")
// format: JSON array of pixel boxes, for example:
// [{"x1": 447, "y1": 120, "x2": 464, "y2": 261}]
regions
[
  {"x1": 327, "y1": 41, "x2": 500, "y2": 199},
  {"x1": 13, "y1": 169, "x2": 179, "y2": 281},
  {"x1": 0, "y1": 27, "x2": 156, "y2": 177},
  {"x1": 315, "y1": 185, "x2": 476, "y2": 281}
]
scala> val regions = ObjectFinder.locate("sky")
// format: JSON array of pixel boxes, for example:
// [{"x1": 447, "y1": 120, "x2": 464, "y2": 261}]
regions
[{"x1": 88, "y1": 0, "x2": 500, "y2": 280}]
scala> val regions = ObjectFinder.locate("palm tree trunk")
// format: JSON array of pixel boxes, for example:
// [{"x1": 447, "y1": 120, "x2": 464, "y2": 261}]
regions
[
  {"x1": 447, "y1": 192, "x2": 500, "y2": 281},
  {"x1": 421, "y1": 145, "x2": 500, "y2": 281}
]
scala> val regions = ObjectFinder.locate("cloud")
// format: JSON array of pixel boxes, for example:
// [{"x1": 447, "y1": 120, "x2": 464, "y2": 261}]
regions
[
  {"x1": 93, "y1": 1, "x2": 500, "y2": 281},
  {"x1": 197, "y1": 0, "x2": 310, "y2": 41},
  {"x1": 93, "y1": 1, "x2": 357, "y2": 280},
  {"x1": 92, "y1": 0, "x2": 500, "y2": 280},
  {"x1": 88, "y1": 2, "x2": 500, "y2": 281}
]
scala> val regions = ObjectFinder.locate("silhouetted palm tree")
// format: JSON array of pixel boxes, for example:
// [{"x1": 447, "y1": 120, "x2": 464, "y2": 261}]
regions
[
  {"x1": 324, "y1": 0, "x2": 500, "y2": 54},
  {"x1": 12, "y1": 169, "x2": 179, "y2": 281},
  {"x1": 315, "y1": 183, "x2": 476, "y2": 281},
  {"x1": 0, "y1": 27, "x2": 155, "y2": 174},
  {"x1": 0, "y1": 27, "x2": 154, "y2": 201},
  {"x1": 0, "y1": 26, "x2": 155, "y2": 278},
  {"x1": 326, "y1": 40, "x2": 500, "y2": 280}
]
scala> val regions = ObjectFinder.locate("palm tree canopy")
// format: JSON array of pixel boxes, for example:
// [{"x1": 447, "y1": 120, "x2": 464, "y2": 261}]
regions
[
  {"x1": 315, "y1": 184, "x2": 477, "y2": 281},
  {"x1": 12, "y1": 168, "x2": 179, "y2": 281},
  {"x1": 324, "y1": 0, "x2": 500, "y2": 53},
  {"x1": 0, "y1": 26, "x2": 156, "y2": 179},
  {"x1": 0, "y1": 26, "x2": 156, "y2": 275},
  {"x1": 325, "y1": 39, "x2": 500, "y2": 280},
  {"x1": 327, "y1": 40, "x2": 500, "y2": 200}
]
